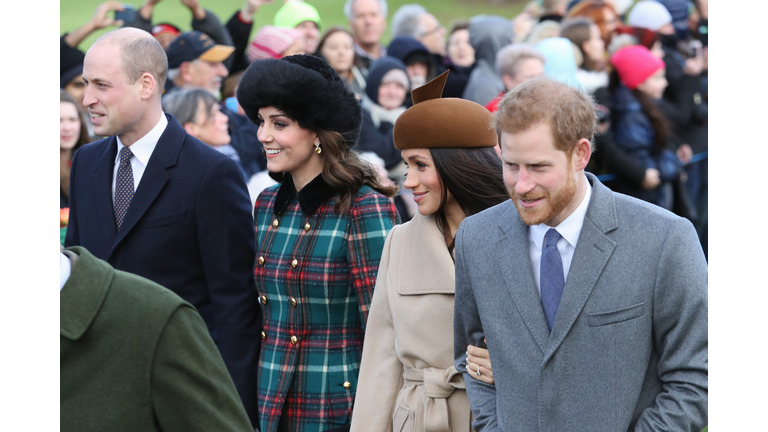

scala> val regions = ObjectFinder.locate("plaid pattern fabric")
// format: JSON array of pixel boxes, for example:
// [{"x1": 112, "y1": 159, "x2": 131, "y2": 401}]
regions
[{"x1": 254, "y1": 184, "x2": 400, "y2": 432}]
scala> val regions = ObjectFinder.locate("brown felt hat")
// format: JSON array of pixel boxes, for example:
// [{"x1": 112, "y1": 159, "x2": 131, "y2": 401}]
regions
[{"x1": 393, "y1": 71, "x2": 497, "y2": 150}]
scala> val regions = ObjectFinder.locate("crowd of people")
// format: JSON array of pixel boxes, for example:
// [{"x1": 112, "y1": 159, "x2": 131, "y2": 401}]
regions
[{"x1": 60, "y1": 1, "x2": 708, "y2": 431}]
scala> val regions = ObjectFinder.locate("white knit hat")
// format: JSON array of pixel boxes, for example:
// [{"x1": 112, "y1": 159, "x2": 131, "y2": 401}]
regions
[{"x1": 627, "y1": 0, "x2": 673, "y2": 32}]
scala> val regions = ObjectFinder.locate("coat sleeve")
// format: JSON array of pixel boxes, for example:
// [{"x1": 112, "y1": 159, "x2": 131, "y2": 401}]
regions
[
  {"x1": 152, "y1": 304, "x2": 255, "y2": 432},
  {"x1": 350, "y1": 226, "x2": 404, "y2": 432},
  {"x1": 453, "y1": 222, "x2": 501, "y2": 432},
  {"x1": 225, "y1": 10, "x2": 254, "y2": 76},
  {"x1": 192, "y1": 9, "x2": 235, "y2": 72},
  {"x1": 195, "y1": 156, "x2": 261, "y2": 428},
  {"x1": 346, "y1": 191, "x2": 400, "y2": 329},
  {"x1": 633, "y1": 217, "x2": 708, "y2": 431}
]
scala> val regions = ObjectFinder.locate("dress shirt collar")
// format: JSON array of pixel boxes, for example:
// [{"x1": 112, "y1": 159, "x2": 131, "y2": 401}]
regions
[
  {"x1": 114, "y1": 112, "x2": 168, "y2": 165},
  {"x1": 530, "y1": 174, "x2": 592, "y2": 252},
  {"x1": 274, "y1": 173, "x2": 337, "y2": 216}
]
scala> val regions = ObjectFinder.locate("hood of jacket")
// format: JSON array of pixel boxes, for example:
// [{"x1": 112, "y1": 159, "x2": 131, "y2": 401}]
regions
[{"x1": 468, "y1": 16, "x2": 514, "y2": 66}]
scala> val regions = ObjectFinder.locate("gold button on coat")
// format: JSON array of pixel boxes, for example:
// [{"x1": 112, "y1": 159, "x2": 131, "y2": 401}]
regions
[
  {"x1": 260, "y1": 295, "x2": 268, "y2": 305},
  {"x1": 343, "y1": 381, "x2": 352, "y2": 389},
  {"x1": 291, "y1": 259, "x2": 298, "y2": 268},
  {"x1": 290, "y1": 335, "x2": 298, "y2": 345},
  {"x1": 258, "y1": 256, "x2": 265, "y2": 265},
  {"x1": 272, "y1": 219, "x2": 279, "y2": 228},
  {"x1": 261, "y1": 331, "x2": 266, "y2": 341},
  {"x1": 304, "y1": 223, "x2": 311, "y2": 231},
  {"x1": 290, "y1": 297, "x2": 297, "y2": 307}
]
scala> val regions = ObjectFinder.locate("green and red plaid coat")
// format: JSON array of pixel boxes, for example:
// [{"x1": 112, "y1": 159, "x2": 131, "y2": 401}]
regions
[{"x1": 254, "y1": 175, "x2": 400, "y2": 432}]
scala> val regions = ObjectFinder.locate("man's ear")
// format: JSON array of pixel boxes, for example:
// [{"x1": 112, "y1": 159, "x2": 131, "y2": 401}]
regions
[
  {"x1": 138, "y1": 73, "x2": 156, "y2": 100},
  {"x1": 572, "y1": 138, "x2": 592, "y2": 171}
]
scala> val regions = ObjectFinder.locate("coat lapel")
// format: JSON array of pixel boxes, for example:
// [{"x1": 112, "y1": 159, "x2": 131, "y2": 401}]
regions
[
  {"x1": 396, "y1": 213, "x2": 455, "y2": 295},
  {"x1": 109, "y1": 115, "x2": 183, "y2": 257},
  {"x1": 543, "y1": 174, "x2": 618, "y2": 361},
  {"x1": 61, "y1": 247, "x2": 114, "y2": 340},
  {"x1": 94, "y1": 137, "x2": 119, "y2": 245},
  {"x1": 497, "y1": 202, "x2": 550, "y2": 354}
]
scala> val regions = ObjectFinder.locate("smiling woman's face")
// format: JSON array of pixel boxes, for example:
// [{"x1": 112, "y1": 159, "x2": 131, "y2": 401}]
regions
[
  {"x1": 402, "y1": 148, "x2": 446, "y2": 216},
  {"x1": 256, "y1": 106, "x2": 322, "y2": 188}
]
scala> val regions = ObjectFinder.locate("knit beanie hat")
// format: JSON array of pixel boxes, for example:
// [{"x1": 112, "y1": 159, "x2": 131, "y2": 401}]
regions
[
  {"x1": 627, "y1": 0, "x2": 673, "y2": 32},
  {"x1": 237, "y1": 55, "x2": 362, "y2": 148},
  {"x1": 393, "y1": 71, "x2": 497, "y2": 149},
  {"x1": 365, "y1": 56, "x2": 409, "y2": 105},
  {"x1": 656, "y1": 0, "x2": 690, "y2": 40},
  {"x1": 610, "y1": 45, "x2": 665, "y2": 90},
  {"x1": 274, "y1": 1, "x2": 322, "y2": 29},
  {"x1": 247, "y1": 26, "x2": 304, "y2": 63}
]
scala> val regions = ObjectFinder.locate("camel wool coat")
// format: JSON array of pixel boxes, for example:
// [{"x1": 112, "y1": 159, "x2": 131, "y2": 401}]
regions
[{"x1": 351, "y1": 212, "x2": 472, "y2": 432}]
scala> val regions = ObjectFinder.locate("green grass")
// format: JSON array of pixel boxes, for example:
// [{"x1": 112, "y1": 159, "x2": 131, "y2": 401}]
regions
[{"x1": 61, "y1": 0, "x2": 527, "y2": 52}]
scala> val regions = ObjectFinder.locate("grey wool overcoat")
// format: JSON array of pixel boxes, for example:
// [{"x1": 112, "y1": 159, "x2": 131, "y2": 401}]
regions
[{"x1": 453, "y1": 173, "x2": 708, "y2": 432}]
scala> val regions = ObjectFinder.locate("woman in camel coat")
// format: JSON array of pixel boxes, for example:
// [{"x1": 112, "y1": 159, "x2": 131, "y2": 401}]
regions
[{"x1": 350, "y1": 71, "x2": 509, "y2": 432}]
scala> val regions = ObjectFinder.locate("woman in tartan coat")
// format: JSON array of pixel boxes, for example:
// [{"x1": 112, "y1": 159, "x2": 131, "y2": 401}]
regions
[{"x1": 237, "y1": 55, "x2": 400, "y2": 432}]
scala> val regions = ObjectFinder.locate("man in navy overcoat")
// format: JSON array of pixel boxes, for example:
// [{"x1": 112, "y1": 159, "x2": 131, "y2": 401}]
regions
[{"x1": 64, "y1": 28, "x2": 261, "y2": 428}]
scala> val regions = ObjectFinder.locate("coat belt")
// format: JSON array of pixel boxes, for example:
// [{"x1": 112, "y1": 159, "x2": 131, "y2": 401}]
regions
[{"x1": 402, "y1": 366, "x2": 466, "y2": 432}]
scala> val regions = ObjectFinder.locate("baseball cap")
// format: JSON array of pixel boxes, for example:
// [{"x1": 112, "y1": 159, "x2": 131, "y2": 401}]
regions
[{"x1": 166, "y1": 31, "x2": 235, "y2": 69}]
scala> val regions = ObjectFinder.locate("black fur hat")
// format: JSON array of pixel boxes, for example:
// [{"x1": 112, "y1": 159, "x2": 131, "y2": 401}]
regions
[{"x1": 237, "y1": 55, "x2": 362, "y2": 148}]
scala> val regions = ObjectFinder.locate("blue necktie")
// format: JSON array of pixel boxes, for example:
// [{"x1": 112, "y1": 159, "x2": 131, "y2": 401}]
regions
[
  {"x1": 114, "y1": 147, "x2": 134, "y2": 231},
  {"x1": 540, "y1": 228, "x2": 564, "y2": 332}
]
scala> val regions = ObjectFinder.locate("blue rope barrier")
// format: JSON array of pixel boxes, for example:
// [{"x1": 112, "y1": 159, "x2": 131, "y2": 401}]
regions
[{"x1": 595, "y1": 151, "x2": 707, "y2": 183}]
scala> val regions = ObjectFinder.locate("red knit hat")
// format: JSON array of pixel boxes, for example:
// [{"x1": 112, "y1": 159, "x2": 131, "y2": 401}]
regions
[{"x1": 610, "y1": 45, "x2": 665, "y2": 90}]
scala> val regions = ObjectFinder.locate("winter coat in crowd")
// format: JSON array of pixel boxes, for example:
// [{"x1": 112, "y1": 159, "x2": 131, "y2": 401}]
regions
[
  {"x1": 610, "y1": 84, "x2": 682, "y2": 207},
  {"x1": 357, "y1": 57, "x2": 409, "y2": 171}
]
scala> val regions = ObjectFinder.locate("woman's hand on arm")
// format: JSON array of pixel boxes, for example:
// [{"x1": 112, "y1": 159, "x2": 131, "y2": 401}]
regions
[{"x1": 466, "y1": 340, "x2": 494, "y2": 385}]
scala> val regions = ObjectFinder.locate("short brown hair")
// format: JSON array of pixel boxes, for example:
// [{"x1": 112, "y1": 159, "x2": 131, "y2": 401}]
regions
[
  {"x1": 121, "y1": 36, "x2": 168, "y2": 91},
  {"x1": 494, "y1": 76, "x2": 597, "y2": 153}
]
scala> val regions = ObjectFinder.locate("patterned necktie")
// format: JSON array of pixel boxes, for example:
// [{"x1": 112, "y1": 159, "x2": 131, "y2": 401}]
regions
[
  {"x1": 114, "y1": 146, "x2": 134, "y2": 231},
  {"x1": 540, "y1": 228, "x2": 564, "y2": 332}
]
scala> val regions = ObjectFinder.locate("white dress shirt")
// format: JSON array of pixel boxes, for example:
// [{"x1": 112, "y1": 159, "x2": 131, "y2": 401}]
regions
[
  {"x1": 111, "y1": 113, "x2": 168, "y2": 204},
  {"x1": 529, "y1": 176, "x2": 592, "y2": 296}
]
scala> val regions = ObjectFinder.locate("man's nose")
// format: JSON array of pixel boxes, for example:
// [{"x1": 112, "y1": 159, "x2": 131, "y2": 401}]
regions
[{"x1": 82, "y1": 85, "x2": 96, "y2": 107}]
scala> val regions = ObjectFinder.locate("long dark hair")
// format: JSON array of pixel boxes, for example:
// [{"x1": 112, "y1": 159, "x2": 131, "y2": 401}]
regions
[
  {"x1": 609, "y1": 70, "x2": 670, "y2": 151},
  {"x1": 429, "y1": 146, "x2": 509, "y2": 252},
  {"x1": 269, "y1": 129, "x2": 398, "y2": 214}
]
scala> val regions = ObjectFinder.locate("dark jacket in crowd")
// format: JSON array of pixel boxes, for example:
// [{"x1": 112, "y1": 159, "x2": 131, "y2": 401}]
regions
[
  {"x1": 434, "y1": 53, "x2": 474, "y2": 98},
  {"x1": 610, "y1": 84, "x2": 682, "y2": 205},
  {"x1": 587, "y1": 86, "x2": 648, "y2": 188}
]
